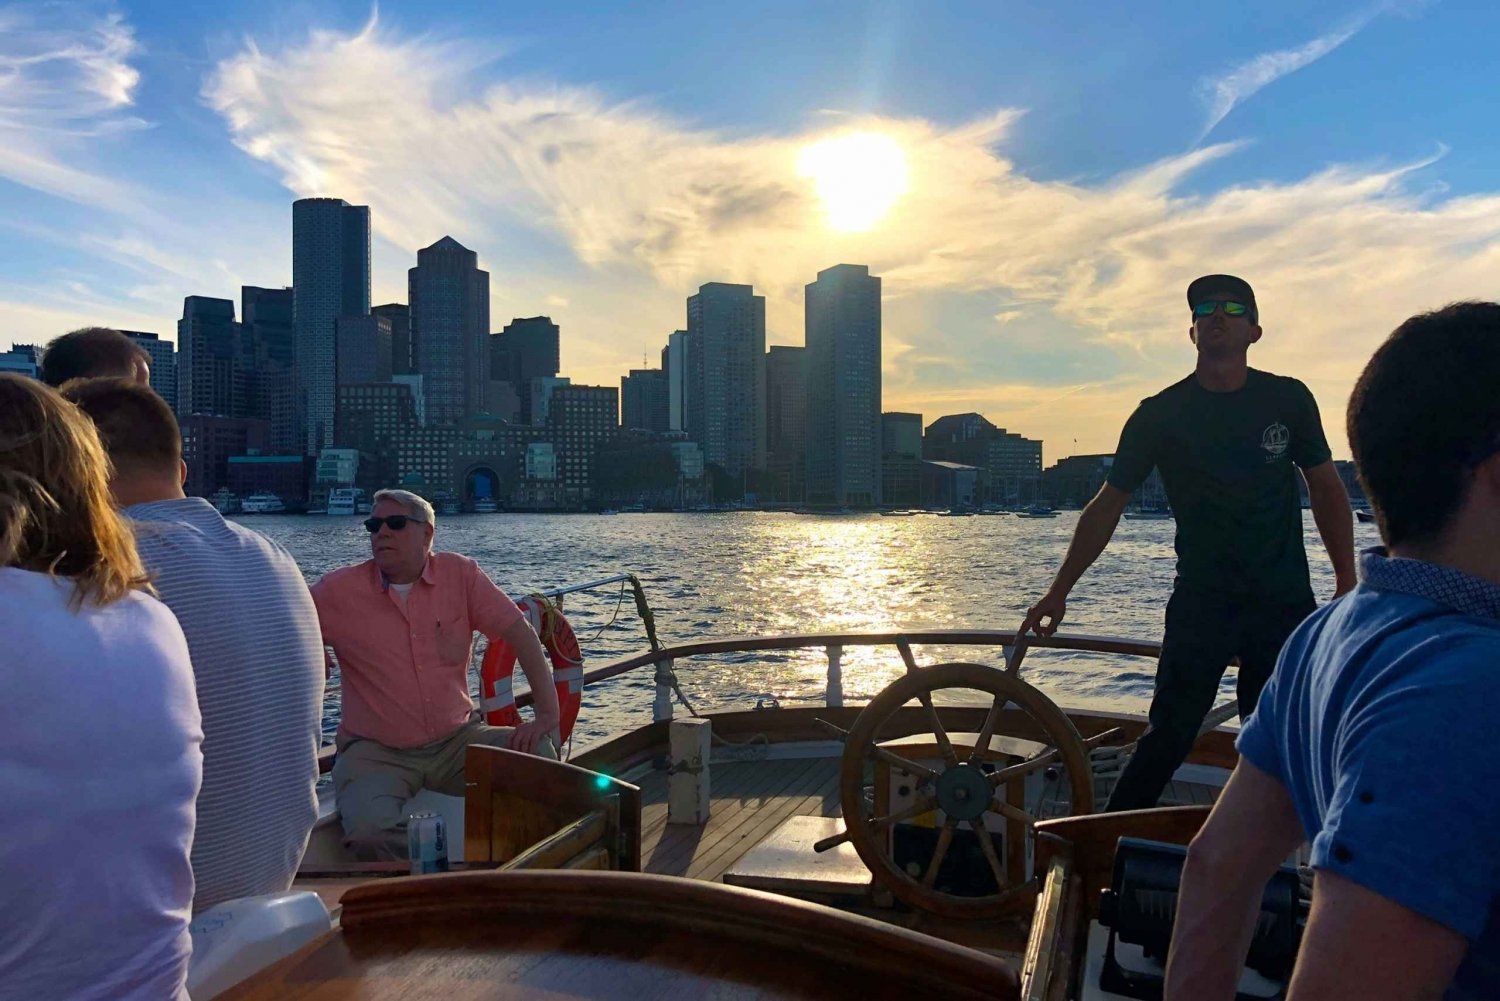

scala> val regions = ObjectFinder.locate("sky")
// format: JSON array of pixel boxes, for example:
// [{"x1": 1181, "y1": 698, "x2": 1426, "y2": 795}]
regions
[{"x1": 3, "y1": 0, "x2": 1499, "y2": 460}]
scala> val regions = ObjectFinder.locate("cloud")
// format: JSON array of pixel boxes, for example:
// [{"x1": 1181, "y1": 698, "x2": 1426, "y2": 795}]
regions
[
  {"x1": 196, "y1": 14, "x2": 1500, "y2": 455},
  {"x1": 1197, "y1": 4, "x2": 1407, "y2": 140},
  {"x1": 0, "y1": 4, "x2": 144, "y2": 205}
]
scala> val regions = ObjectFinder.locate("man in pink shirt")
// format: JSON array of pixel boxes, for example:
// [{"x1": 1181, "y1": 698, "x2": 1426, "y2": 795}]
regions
[{"x1": 311, "y1": 488, "x2": 562, "y2": 860}]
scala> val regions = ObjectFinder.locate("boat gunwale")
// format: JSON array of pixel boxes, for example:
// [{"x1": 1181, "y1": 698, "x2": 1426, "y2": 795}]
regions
[{"x1": 318, "y1": 630, "x2": 1167, "y2": 773}]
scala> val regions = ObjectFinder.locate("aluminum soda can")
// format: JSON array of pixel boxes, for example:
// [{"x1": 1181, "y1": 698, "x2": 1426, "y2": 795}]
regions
[{"x1": 407, "y1": 811, "x2": 449, "y2": 875}]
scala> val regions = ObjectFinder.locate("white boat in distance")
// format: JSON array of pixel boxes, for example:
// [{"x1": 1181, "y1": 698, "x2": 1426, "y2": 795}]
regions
[
  {"x1": 315, "y1": 488, "x2": 363, "y2": 516},
  {"x1": 239, "y1": 492, "x2": 286, "y2": 514}
]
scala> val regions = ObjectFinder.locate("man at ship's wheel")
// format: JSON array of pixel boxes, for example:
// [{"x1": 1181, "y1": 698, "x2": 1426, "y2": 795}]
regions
[{"x1": 1020, "y1": 273, "x2": 1356, "y2": 811}]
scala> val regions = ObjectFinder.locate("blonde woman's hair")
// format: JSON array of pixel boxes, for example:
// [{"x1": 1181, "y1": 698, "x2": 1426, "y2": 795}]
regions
[{"x1": 0, "y1": 374, "x2": 150, "y2": 608}]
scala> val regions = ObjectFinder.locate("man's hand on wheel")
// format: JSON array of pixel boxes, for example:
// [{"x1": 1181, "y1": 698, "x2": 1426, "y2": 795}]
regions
[{"x1": 1020, "y1": 589, "x2": 1068, "y2": 638}]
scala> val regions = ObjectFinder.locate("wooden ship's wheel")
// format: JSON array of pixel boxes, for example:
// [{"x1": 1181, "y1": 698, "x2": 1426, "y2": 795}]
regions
[{"x1": 822, "y1": 658, "x2": 1099, "y2": 921}]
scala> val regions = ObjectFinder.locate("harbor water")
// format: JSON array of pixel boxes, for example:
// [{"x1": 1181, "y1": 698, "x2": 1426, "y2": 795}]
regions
[{"x1": 243, "y1": 510, "x2": 1380, "y2": 750}]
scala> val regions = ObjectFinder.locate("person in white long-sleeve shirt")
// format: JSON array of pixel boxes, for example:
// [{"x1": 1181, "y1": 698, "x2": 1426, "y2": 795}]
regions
[{"x1": 0, "y1": 373, "x2": 202, "y2": 1001}]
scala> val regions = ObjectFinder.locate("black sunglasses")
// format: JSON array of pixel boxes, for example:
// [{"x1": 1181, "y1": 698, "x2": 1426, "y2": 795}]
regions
[{"x1": 364, "y1": 515, "x2": 422, "y2": 533}]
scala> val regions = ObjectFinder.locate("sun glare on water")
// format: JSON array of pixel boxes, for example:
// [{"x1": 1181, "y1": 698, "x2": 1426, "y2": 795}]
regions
[{"x1": 797, "y1": 131, "x2": 910, "y2": 233}]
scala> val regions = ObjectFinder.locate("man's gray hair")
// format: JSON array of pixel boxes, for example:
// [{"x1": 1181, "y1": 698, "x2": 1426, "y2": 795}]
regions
[{"x1": 373, "y1": 488, "x2": 436, "y2": 527}]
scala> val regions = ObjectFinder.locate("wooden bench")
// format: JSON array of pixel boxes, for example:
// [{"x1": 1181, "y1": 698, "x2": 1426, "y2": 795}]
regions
[{"x1": 463, "y1": 745, "x2": 643, "y2": 871}]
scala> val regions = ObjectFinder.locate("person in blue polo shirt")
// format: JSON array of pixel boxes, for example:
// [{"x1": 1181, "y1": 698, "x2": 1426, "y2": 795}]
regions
[{"x1": 1166, "y1": 301, "x2": 1500, "y2": 1000}]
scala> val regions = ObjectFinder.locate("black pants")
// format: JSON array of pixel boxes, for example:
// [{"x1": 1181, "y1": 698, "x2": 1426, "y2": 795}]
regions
[{"x1": 1104, "y1": 586, "x2": 1317, "y2": 812}]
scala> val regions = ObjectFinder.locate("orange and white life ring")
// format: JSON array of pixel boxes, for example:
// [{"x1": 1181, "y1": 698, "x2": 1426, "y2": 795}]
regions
[{"x1": 479, "y1": 596, "x2": 583, "y2": 743}]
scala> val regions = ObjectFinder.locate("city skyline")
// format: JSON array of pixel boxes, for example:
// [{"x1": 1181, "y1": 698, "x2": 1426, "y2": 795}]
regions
[{"x1": 7, "y1": 2, "x2": 1500, "y2": 458}]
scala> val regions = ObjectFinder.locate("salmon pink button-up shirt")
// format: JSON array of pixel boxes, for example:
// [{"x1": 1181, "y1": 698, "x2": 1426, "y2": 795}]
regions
[{"x1": 311, "y1": 552, "x2": 523, "y2": 749}]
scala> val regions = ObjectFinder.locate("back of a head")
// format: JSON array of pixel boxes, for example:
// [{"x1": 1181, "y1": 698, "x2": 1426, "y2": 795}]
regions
[
  {"x1": 40, "y1": 327, "x2": 149, "y2": 388},
  {"x1": 1348, "y1": 302, "x2": 1500, "y2": 547},
  {"x1": 62, "y1": 377, "x2": 183, "y2": 483},
  {"x1": 0, "y1": 374, "x2": 147, "y2": 606}
]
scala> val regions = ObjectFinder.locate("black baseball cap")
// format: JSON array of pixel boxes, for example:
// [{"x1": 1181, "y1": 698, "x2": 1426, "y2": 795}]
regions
[{"x1": 1187, "y1": 274, "x2": 1257, "y2": 321}]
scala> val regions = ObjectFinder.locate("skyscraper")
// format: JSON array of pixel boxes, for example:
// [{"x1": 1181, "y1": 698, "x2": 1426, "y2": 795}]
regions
[
  {"x1": 335, "y1": 315, "x2": 393, "y2": 386},
  {"x1": 685, "y1": 283, "x2": 765, "y2": 478},
  {"x1": 621, "y1": 368, "x2": 669, "y2": 432},
  {"x1": 409, "y1": 236, "x2": 489, "y2": 425},
  {"x1": 665, "y1": 329, "x2": 687, "y2": 431},
  {"x1": 805, "y1": 264, "x2": 881, "y2": 507},
  {"x1": 242, "y1": 286, "x2": 294, "y2": 369},
  {"x1": 177, "y1": 296, "x2": 245, "y2": 418},
  {"x1": 242, "y1": 286, "x2": 298, "y2": 453},
  {"x1": 765, "y1": 346, "x2": 807, "y2": 502},
  {"x1": 373, "y1": 303, "x2": 412, "y2": 375},
  {"x1": 490, "y1": 316, "x2": 560, "y2": 424},
  {"x1": 121, "y1": 331, "x2": 177, "y2": 412},
  {"x1": 292, "y1": 197, "x2": 370, "y2": 453}
]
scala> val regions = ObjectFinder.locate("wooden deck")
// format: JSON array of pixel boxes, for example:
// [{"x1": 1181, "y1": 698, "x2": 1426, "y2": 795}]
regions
[
  {"x1": 637, "y1": 755, "x2": 843, "y2": 882},
  {"x1": 633, "y1": 752, "x2": 1221, "y2": 884}
]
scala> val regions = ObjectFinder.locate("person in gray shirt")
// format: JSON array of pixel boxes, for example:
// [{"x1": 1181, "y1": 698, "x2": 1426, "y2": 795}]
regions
[{"x1": 64, "y1": 378, "x2": 325, "y2": 912}]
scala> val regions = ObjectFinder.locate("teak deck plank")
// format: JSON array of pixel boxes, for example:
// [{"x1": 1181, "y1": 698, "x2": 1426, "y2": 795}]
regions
[{"x1": 635, "y1": 756, "x2": 844, "y2": 882}]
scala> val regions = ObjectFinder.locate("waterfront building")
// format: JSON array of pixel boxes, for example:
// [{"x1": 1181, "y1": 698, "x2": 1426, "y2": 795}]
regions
[
  {"x1": 685, "y1": 282, "x2": 765, "y2": 479},
  {"x1": 805, "y1": 264, "x2": 881, "y2": 508},
  {"x1": 409, "y1": 236, "x2": 489, "y2": 424},
  {"x1": 293, "y1": 197, "x2": 370, "y2": 453}
]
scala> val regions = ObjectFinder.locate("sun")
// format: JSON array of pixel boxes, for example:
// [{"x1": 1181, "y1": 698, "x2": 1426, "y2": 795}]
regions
[{"x1": 797, "y1": 131, "x2": 909, "y2": 233}]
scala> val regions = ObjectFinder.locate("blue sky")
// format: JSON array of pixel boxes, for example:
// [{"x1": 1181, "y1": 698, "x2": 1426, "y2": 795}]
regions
[{"x1": 4, "y1": 0, "x2": 1499, "y2": 457}]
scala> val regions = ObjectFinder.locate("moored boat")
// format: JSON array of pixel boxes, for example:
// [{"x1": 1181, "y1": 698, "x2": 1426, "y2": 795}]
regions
[
  {"x1": 239, "y1": 492, "x2": 286, "y2": 514},
  {"x1": 324, "y1": 488, "x2": 362, "y2": 516},
  {"x1": 1019, "y1": 505, "x2": 1059, "y2": 518}
]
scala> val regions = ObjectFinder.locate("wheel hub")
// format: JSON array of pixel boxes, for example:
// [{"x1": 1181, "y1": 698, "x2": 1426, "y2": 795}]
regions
[{"x1": 934, "y1": 763, "x2": 992, "y2": 822}]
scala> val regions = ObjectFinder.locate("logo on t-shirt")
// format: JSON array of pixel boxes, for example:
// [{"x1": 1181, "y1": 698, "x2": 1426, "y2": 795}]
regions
[{"x1": 1261, "y1": 422, "x2": 1290, "y2": 461}]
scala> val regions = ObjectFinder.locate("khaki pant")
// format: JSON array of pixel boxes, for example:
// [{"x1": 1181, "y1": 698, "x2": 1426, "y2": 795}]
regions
[{"x1": 333, "y1": 717, "x2": 558, "y2": 861}]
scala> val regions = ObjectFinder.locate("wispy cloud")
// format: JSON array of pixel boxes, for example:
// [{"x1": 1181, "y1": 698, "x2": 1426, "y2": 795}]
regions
[
  {"x1": 195, "y1": 14, "x2": 1500, "y2": 454},
  {"x1": 0, "y1": 4, "x2": 145, "y2": 205},
  {"x1": 5, "y1": 6, "x2": 1489, "y2": 460},
  {"x1": 1198, "y1": 6, "x2": 1390, "y2": 140}
]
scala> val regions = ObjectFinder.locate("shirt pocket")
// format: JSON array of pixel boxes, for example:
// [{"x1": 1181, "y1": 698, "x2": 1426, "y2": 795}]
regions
[{"x1": 434, "y1": 613, "x2": 474, "y2": 667}]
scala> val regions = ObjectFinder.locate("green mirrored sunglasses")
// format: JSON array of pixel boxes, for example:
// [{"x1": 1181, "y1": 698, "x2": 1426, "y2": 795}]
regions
[{"x1": 1192, "y1": 299, "x2": 1250, "y2": 319}]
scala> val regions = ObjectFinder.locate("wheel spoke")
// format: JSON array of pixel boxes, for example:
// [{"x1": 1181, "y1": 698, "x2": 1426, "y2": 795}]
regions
[
  {"x1": 987, "y1": 798, "x2": 1038, "y2": 828},
  {"x1": 967, "y1": 694, "x2": 1008, "y2": 764},
  {"x1": 813, "y1": 829, "x2": 851, "y2": 853},
  {"x1": 988, "y1": 726, "x2": 1125, "y2": 788},
  {"x1": 987, "y1": 745, "x2": 1059, "y2": 788},
  {"x1": 923, "y1": 818, "x2": 959, "y2": 887},
  {"x1": 868, "y1": 745, "x2": 940, "y2": 783},
  {"x1": 968, "y1": 818, "x2": 1008, "y2": 892},
  {"x1": 870, "y1": 795, "x2": 938, "y2": 830},
  {"x1": 915, "y1": 691, "x2": 960, "y2": 767}
]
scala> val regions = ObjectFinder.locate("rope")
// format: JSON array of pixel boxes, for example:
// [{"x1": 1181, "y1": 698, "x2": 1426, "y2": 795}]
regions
[
  {"x1": 630, "y1": 572, "x2": 700, "y2": 718},
  {"x1": 574, "y1": 578, "x2": 628, "y2": 647},
  {"x1": 625, "y1": 573, "x2": 770, "y2": 755}
]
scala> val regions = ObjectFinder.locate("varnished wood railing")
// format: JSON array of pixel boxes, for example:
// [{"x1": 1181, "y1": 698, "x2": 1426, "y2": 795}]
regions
[
  {"x1": 316, "y1": 630, "x2": 1163, "y2": 773},
  {"x1": 513, "y1": 628, "x2": 1164, "y2": 716}
]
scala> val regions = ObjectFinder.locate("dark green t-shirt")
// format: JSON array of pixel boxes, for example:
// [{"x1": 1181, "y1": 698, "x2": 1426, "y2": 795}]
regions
[{"x1": 1107, "y1": 369, "x2": 1331, "y2": 599}]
